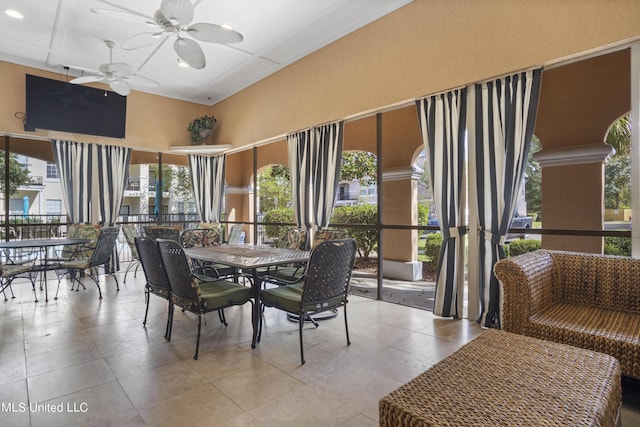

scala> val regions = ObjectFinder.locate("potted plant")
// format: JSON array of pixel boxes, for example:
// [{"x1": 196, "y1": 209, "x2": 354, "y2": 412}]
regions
[{"x1": 188, "y1": 115, "x2": 217, "y2": 144}]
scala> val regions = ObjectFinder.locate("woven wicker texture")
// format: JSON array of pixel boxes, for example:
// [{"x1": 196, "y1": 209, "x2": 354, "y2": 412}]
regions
[
  {"x1": 379, "y1": 329, "x2": 621, "y2": 427},
  {"x1": 494, "y1": 249, "x2": 640, "y2": 379}
]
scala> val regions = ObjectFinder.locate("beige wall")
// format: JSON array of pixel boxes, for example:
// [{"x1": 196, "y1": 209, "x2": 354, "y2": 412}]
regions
[
  {"x1": 210, "y1": 0, "x2": 640, "y2": 150},
  {"x1": 0, "y1": 62, "x2": 210, "y2": 153}
]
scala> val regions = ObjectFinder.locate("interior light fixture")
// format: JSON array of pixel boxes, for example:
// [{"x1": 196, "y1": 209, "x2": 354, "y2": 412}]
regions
[
  {"x1": 221, "y1": 24, "x2": 233, "y2": 31},
  {"x1": 5, "y1": 9, "x2": 23, "y2": 19},
  {"x1": 177, "y1": 58, "x2": 189, "y2": 68}
]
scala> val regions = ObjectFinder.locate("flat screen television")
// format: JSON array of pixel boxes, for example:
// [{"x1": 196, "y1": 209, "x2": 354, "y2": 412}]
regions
[{"x1": 25, "y1": 74, "x2": 127, "y2": 138}]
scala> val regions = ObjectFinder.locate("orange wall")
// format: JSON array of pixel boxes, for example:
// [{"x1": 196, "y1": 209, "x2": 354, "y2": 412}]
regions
[
  {"x1": 1, "y1": 1, "x2": 640, "y2": 155},
  {"x1": 210, "y1": 0, "x2": 640, "y2": 150},
  {"x1": 0, "y1": 62, "x2": 210, "y2": 152}
]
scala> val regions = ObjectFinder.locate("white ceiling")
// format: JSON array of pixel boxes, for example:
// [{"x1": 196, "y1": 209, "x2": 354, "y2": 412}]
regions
[{"x1": 0, "y1": 0, "x2": 412, "y2": 105}]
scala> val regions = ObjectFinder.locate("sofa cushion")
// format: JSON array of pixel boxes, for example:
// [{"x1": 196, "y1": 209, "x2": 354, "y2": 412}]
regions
[{"x1": 528, "y1": 302, "x2": 640, "y2": 379}]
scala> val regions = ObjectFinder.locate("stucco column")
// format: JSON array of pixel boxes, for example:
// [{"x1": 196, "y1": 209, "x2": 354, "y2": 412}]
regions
[
  {"x1": 534, "y1": 143, "x2": 613, "y2": 253},
  {"x1": 225, "y1": 185, "x2": 252, "y2": 243},
  {"x1": 381, "y1": 166, "x2": 422, "y2": 281}
]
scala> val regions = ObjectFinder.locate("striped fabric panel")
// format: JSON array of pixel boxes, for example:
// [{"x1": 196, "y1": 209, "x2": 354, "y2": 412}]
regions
[
  {"x1": 472, "y1": 68, "x2": 542, "y2": 327},
  {"x1": 416, "y1": 89, "x2": 467, "y2": 318},
  {"x1": 52, "y1": 139, "x2": 93, "y2": 223},
  {"x1": 97, "y1": 144, "x2": 131, "y2": 226},
  {"x1": 311, "y1": 121, "x2": 344, "y2": 229},
  {"x1": 188, "y1": 154, "x2": 226, "y2": 223},
  {"x1": 287, "y1": 130, "x2": 312, "y2": 230}
]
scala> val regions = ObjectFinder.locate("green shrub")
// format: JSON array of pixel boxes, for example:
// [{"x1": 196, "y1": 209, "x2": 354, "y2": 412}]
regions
[
  {"x1": 331, "y1": 205, "x2": 377, "y2": 260},
  {"x1": 423, "y1": 233, "x2": 443, "y2": 273},
  {"x1": 604, "y1": 237, "x2": 631, "y2": 256},
  {"x1": 417, "y1": 203, "x2": 430, "y2": 226},
  {"x1": 507, "y1": 239, "x2": 541, "y2": 257},
  {"x1": 263, "y1": 208, "x2": 294, "y2": 239}
]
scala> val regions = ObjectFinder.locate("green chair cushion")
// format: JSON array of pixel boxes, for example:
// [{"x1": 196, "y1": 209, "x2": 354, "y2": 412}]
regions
[
  {"x1": 199, "y1": 280, "x2": 251, "y2": 311},
  {"x1": 261, "y1": 283, "x2": 304, "y2": 313}
]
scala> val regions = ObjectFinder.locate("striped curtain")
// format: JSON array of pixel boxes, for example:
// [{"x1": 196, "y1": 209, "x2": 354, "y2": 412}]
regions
[
  {"x1": 52, "y1": 140, "x2": 92, "y2": 223},
  {"x1": 97, "y1": 144, "x2": 131, "y2": 226},
  {"x1": 287, "y1": 129, "x2": 313, "y2": 231},
  {"x1": 416, "y1": 89, "x2": 467, "y2": 318},
  {"x1": 188, "y1": 154, "x2": 226, "y2": 223},
  {"x1": 471, "y1": 68, "x2": 542, "y2": 327},
  {"x1": 311, "y1": 122, "x2": 344, "y2": 229}
]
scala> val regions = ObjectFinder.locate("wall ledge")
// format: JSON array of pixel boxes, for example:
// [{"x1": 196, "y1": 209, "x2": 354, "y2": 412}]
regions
[{"x1": 533, "y1": 143, "x2": 614, "y2": 167}]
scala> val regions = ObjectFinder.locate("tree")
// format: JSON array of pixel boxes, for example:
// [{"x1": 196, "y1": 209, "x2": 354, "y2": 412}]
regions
[
  {"x1": 604, "y1": 115, "x2": 631, "y2": 209},
  {"x1": 258, "y1": 166, "x2": 291, "y2": 212},
  {"x1": 525, "y1": 136, "x2": 542, "y2": 216},
  {"x1": 172, "y1": 165, "x2": 194, "y2": 200},
  {"x1": 340, "y1": 151, "x2": 377, "y2": 185},
  {"x1": 0, "y1": 153, "x2": 31, "y2": 196}
]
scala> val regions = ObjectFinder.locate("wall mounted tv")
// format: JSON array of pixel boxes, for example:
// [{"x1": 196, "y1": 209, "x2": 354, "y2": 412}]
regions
[{"x1": 25, "y1": 74, "x2": 127, "y2": 138}]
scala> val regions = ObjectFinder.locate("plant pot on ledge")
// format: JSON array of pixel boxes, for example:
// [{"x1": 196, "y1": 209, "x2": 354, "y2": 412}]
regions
[{"x1": 188, "y1": 115, "x2": 217, "y2": 145}]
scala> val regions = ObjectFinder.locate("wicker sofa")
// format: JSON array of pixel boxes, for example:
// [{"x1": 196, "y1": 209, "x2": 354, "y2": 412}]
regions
[{"x1": 494, "y1": 249, "x2": 640, "y2": 380}]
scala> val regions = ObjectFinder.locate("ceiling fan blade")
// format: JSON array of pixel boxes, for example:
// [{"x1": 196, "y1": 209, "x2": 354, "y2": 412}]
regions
[
  {"x1": 122, "y1": 32, "x2": 164, "y2": 50},
  {"x1": 109, "y1": 80, "x2": 130, "y2": 96},
  {"x1": 188, "y1": 23, "x2": 244, "y2": 44},
  {"x1": 160, "y1": 0, "x2": 194, "y2": 26},
  {"x1": 174, "y1": 37, "x2": 205, "y2": 69},
  {"x1": 90, "y1": 8, "x2": 155, "y2": 26},
  {"x1": 123, "y1": 75, "x2": 160, "y2": 87},
  {"x1": 70, "y1": 75, "x2": 105, "y2": 84},
  {"x1": 103, "y1": 62, "x2": 133, "y2": 75}
]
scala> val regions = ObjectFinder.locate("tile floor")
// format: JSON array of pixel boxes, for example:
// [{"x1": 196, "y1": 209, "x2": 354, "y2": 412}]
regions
[{"x1": 1, "y1": 268, "x2": 640, "y2": 426}]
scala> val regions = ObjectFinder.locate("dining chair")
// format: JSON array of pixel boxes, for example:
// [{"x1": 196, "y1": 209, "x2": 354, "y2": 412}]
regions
[
  {"x1": 0, "y1": 250, "x2": 38, "y2": 302},
  {"x1": 144, "y1": 225, "x2": 181, "y2": 242},
  {"x1": 180, "y1": 228, "x2": 236, "y2": 280},
  {"x1": 122, "y1": 225, "x2": 141, "y2": 283},
  {"x1": 258, "y1": 228, "x2": 308, "y2": 283},
  {"x1": 156, "y1": 238, "x2": 253, "y2": 360},
  {"x1": 135, "y1": 236, "x2": 172, "y2": 339},
  {"x1": 58, "y1": 223, "x2": 102, "y2": 263},
  {"x1": 260, "y1": 238, "x2": 357, "y2": 364},
  {"x1": 264, "y1": 229, "x2": 349, "y2": 286},
  {"x1": 55, "y1": 226, "x2": 120, "y2": 299}
]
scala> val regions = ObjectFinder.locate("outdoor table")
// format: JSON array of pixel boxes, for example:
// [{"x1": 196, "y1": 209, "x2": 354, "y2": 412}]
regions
[
  {"x1": 0, "y1": 238, "x2": 92, "y2": 302},
  {"x1": 184, "y1": 245, "x2": 310, "y2": 348}
]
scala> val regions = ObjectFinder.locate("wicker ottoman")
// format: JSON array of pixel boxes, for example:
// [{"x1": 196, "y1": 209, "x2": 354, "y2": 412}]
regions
[{"x1": 379, "y1": 329, "x2": 621, "y2": 426}]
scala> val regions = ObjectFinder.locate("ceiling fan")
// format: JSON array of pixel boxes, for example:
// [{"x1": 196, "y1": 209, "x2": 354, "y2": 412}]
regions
[
  {"x1": 91, "y1": 0, "x2": 244, "y2": 70},
  {"x1": 68, "y1": 40, "x2": 158, "y2": 96}
]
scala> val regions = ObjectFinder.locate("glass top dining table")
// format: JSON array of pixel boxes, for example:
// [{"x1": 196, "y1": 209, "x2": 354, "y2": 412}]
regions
[
  {"x1": 0, "y1": 238, "x2": 92, "y2": 302},
  {"x1": 184, "y1": 245, "x2": 310, "y2": 348}
]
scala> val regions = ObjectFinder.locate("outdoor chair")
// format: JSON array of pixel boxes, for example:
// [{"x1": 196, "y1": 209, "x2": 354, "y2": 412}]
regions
[
  {"x1": 144, "y1": 225, "x2": 181, "y2": 242},
  {"x1": 157, "y1": 238, "x2": 253, "y2": 360},
  {"x1": 122, "y1": 225, "x2": 141, "y2": 283},
  {"x1": 263, "y1": 228, "x2": 348, "y2": 286},
  {"x1": 0, "y1": 250, "x2": 38, "y2": 302},
  {"x1": 260, "y1": 238, "x2": 357, "y2": 364},
  {"x1": 57, "y1": 223, "x2": 102, "y2": 262},
  {"x1": 180, "y1": 228, "x2": 236, "y2": 280},
  {"x1": 257, "y1": 228, "x2": 308, "y2": 283},
  {"x1": 55, "y1": 226, "x2": 120, "y2": 299},
  {"x1": 135, "y1": 236, "x2": 172, "y2": 339}
]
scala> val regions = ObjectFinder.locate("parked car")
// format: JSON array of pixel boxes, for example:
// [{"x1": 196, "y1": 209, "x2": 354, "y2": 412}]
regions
[{"x1": 421, "y1": 212, "x2": 533, "y2": 240}]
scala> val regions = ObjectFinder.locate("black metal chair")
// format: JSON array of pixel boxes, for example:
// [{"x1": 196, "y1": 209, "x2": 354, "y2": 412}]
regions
[
  {"x1": 144, "y1": 225, "x2": 181, "y2": 242},
  {"x1": 55, "y1": 226, "x2": 120, "y2": 299},
  {"x1": 260, "y1": 238, "x2": 357, "y2": 364},
  {"x1": 135, "y1": 236, "x2": 172, "y2": 339},
  {"x1": 0, "y1": 250, "x2": 38, "y2": 302},
  {"x1": 156, "y1": 238, "x2": 253, "y2": 360},
  {"x1": 180, "y1": 228, "x2": 236, "y2": 280},
  {"x1": 122, "y1": 225, "x2": 141, "y2": 283}
]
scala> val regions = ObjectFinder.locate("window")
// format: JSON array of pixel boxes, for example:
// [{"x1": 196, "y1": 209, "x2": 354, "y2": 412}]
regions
[
  {"x1": 46, "y1": 199, "x2": 62, "y2": 214},
  {"x1": 46, "y1": 162, "x2": 58, "y2": 179},
  {"x1": 14, "y1": 155, "x2": 28, "y2": 170},
  {"x1": 338, "y1": 184, "x2": 350, "y2": 200}
]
